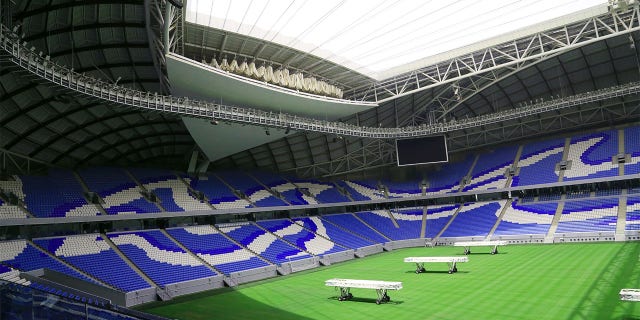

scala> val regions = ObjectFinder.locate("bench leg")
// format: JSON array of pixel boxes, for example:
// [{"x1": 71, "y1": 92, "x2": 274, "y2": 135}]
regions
[{"x1": 338, "y1": 287, "x2": 352, "y2": 301}]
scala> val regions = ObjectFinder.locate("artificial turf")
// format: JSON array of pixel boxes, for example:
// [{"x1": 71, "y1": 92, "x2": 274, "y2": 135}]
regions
[{"x1": 138, "y1": 242, "x2": 640, "y2": 319}]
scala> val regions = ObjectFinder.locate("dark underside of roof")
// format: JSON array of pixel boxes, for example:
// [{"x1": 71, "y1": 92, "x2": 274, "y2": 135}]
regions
[
  {"x1": 0, "y1": 0, "x2": 196, "y2": 172},
  {"x1": 207, "y1": 30, "x2": 640, "y2": 177}
]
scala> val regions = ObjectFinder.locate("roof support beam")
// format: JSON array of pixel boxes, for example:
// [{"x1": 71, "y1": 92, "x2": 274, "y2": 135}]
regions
[
  {"x1": 346, "y1": 5, "x2": 640, "y2": 103},
  {"x1": 3, "y1": 21, "x2": 640, "y2": 140},
  {"x1": 287, "y1": 98, "x2": 640, "y2": 177}
]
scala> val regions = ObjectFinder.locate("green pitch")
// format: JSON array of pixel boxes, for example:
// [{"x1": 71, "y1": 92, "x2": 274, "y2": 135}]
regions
[{"x1": 138, "y1": 242, "x2": 640, "y2": 319}]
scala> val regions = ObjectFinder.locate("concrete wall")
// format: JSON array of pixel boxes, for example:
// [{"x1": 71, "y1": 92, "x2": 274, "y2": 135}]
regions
[
  {"x1": 355, "y1": 244, "x2": 384, "y2": 257},
  {"x1": 164, "y1": 275, "x2": 225, "y2": 298},
  {"x1": 320, "y1": 250, "x2": 354, "y2": 265},
  {"x1": 228, "y1": 265, "x2": 278, "y2": 285}
]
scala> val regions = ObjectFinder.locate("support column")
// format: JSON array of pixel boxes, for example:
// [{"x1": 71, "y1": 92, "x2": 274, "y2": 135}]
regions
[
  {"x1": 545, "y1": 194, "x2": 566, "y2": 243},
  {"x1": 557, "y1": 138, "x2": 572, "y2": 183},
  {"x1": 619, "y1": 129, "x2": 625, "y2": 176},
  {"x1": 616, "y1": 189, "x2": 628, "y2": 241}
]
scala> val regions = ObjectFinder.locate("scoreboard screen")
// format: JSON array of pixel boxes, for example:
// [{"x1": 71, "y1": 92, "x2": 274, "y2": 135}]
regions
[{"x1": 395, "y1": 135, "x2": 448, "y2": 166}]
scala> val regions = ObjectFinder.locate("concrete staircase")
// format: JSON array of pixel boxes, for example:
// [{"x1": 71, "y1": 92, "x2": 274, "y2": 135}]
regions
[
  {"x1": 545, "y1": 194, "x2": 566, "y2": 243},
  {"x1": 486, "y1": 199, "x2": 512, "y2": 240},
  {"x1": 615, "y1": 189, "x2": 628, "y2": 241}
]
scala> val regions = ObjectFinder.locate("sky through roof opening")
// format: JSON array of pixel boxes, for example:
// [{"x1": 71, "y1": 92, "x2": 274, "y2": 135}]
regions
[{"x1": 186, "y1": 0, "x2": 606, "y2": 80}]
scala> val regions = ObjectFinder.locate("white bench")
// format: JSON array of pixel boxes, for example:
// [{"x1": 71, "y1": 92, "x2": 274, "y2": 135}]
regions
[
  {"x1": 620, "y1": 289, "x2": 640, "y2": 301},
  {"x1": 325, "y1": 278, "x2": 402, "y2": 305},
  {"x1": 454, "y1": 240, "x2": 508, "y2": 255},
  {"x1": 404, "y1": 256, "x2": 469, "y2": 274}
]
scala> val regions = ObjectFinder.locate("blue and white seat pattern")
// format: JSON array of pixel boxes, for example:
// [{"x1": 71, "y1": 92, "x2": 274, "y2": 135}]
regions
[
  {"x1": 626, "y1": 196, "x2": 640, "y2": 230},
  {"x1": 107, "y1": 230, "x2": 216, "y2": 286},
  {"x1": 257, "y1": 219, "x2": 347, "y2": 256},
  {"x1": 563, "y1": 131, "x2": 619, "y2": 181},
  {"x1": 293, "y1": 216, "x2": 375, "y2": 249},
  {"x1": 34, "y1": 234, "x2": 151, "y2": 292},
  {"x1": 167, "y1": 225, "x2": 270, "y2": 275},
  {"x1": 424, "y1": 205, "x2": 459, "y2": 238},
  {"x1": 555, "y1": 198, "x2": 619, "y2": 233},
  {"x1": 440, "y1": 201, "x2": 506, "y2": 237},
  {"x1": 463, "y1": 146, "x2": 518, "y2": 192},
  {"x1": 219, "y1": 223, "x2": 311, "y2": 264},
  {"x1": 0, "y1": 240, "x2": 95, "y2": 283},
  {"x1": 493, "y1": 200, "x2": 556, "y2": 235}
]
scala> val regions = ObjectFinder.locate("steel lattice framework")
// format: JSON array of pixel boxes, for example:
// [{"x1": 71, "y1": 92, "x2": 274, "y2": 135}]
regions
[
  {"x1": 1, "y1": 22, "x2": 639, "y2": 141},
  {"x1": 146, "y1": 0, "x2": 184, "y2": 94},
  {"x1": 346, "y1": 4, "x2": 640, "y2": 103},
  {"x1": 287, "y1": 99, "x2": 640, "y2": 177}
]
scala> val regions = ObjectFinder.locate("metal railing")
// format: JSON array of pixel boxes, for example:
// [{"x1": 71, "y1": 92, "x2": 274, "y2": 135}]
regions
[{"x1": 1, "y1": 24, "x2": 639, "y2": 139}]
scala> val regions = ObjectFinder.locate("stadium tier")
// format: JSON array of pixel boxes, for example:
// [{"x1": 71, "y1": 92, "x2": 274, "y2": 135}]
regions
[
  {"x1": 555, "y1": 197, "x2": 619, "y2": 234},
  {"x1": 0, "y1": 240, "x2": 96, "y2": 283},
  {"x1": 565, "y1": 190, "x2": 591, "y2": 199},
  {"x1": 563, "y1": 130, "x2": 619, "y2": 181},
  {"x1": 19, "y1": 169, "x2": 100, "y2": 218},
  {"x1": 337, "y1": 180, "x2": 385, "y2": 201},
  {"x1": 188, "y1": 174, "x2": 252, "y2": 209},
  {"x1": 424, "y1": 205, "x2": 459, "y2": 238},
  {"x1": 627, "y1": 196, "x2": 640, "y2": 231},
  {"x1": 0, "y1": 177, "x2": 25, "y2": 202},
  {"x1": 250, "y1": 171, "x2": 290, "y2": 187},
  {"x1": 256, "y1": 219, "x2": 348, "y2": 256},
  {"x1": 292, "y1": 216, "x2": 376, "y2": 249},
  {"x1": 625, "y1": 126, "x2": 640, "y2": 175},
  {"x1": 278, "y1": 188, "x2": 312, "y2": 205},
  {"x1": 218, "y1": 223, "x2": 312, "y2": 264},
  {"x1": 426, "y1": 155, "x2": 474, "y2": 194},
  {"x1": 463, "y1": 145, "x2": 518, "y2": 192},
  {"x1": 0, "y1": 182, "x2": 28, "y2": 218},
  {"x1": 249, "y1": 171, "x2": 311, "y2": 205},
  {"x1": 511, "y1": 138, "x2": 565, "y2": 187},
  {"x1": 390, "y1": 208, "x2": 424, "y2": 239},
  {"x1": 216, "y1": 171, "x2": 265, "y2": 195},
  {"x1": 33, "y1": 234, "x2": 152, "y2": 292},
  {"x1": 383, "y1": 180, "x2": 422, "y2": 198},
  {"x1": 321, "y1": 213, "x2": 391, "y2": 243},
  {"x1": 128, "y1": 168, "x2": 211, "y2": 212},
  {"x1": 288, "y1": 177, "x2": 351, "y2": 203},
  {"x1": 216, "y1": 171, "x2": 289, "y2": 207},
  {"x1": 78, "y1": 167, "x2": 161, "y2": 215},
  {"x1": 166, "y1": 225, "x2": 271, "y2": 275},
  {"x1": 595, "y1": 188, "x2": 623, "y2": 197},
  {"x1": 334, "y1": 181, "x2": 369, "y2": 201},
  {"x1": 29, "y1": 282, "x2": 103, "y2": 306},
  {"x1": 0, "y1": 203, "x2": 27, "y2": 219},
  {"x1": 107, "y1": 230, "x2": 217, "y2": 286},
  {"x1": 493, "y1": 200, "x2": 557, "y2": 236},
  {"x1": 440, "y1": 201, "x2": 505, "y2": 238},
  {"x1": 250, "y1": 191, "x2": 290, "y2": 207},
  {"x1": 0, "y1": 265, "x2": 29, "y2": 286},
  {"x1": 355, "y1": 210, "x2": 416, "y2": 240}
]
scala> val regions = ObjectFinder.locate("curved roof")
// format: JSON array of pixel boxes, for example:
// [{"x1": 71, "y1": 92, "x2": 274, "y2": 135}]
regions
[
  {"x1": 1, "y1": 0, "x2": 639, "y2": 178},
  {"x1": 187, "y1": 0, "x2": 605, "y2": 80},
  {"x1": 0, "y1": 0, "x2": 196, "y2": 170},
  {"x1": 210, "y1": 29, "x2": 640, "y2": 176}
]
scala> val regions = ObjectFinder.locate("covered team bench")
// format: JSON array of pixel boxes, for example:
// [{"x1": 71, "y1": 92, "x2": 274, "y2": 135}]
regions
[
  {"x1": 404, "y1": 256, "x2": 469, "y2": 274},
  {"x1": 454, "y1": 240, "x2": 508, "y2": 255},
  {"x1": 620, "y1": 289, "x2": 640, "y2": 301},
  {"x1": 325, "y1": 278, "x2": 402, "y2": 305}
]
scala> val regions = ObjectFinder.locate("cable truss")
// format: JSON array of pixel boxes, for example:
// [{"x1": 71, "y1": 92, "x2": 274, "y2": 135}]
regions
[
  {"x1": 345, "y1": 4, "x2": 640, "y2": 103},
  {"x1": 1, "y1": 23, "x2": 639, "y2": 140}
]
